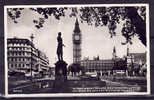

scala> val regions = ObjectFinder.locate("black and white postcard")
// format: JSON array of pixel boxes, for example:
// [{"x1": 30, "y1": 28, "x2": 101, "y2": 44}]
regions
[{"x1": 4, "y1": 4, "x2": 150, "y2": 97}]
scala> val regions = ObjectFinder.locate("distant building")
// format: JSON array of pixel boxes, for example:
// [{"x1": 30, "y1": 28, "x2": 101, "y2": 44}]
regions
[
  {"x1": 80, "y1": 58, "x2": 114, "y2": 76},
  {"x1": 126, "y1": 46, "x2": 147, "y2": 76},
  {"x1": 36, "y1": 49, "x2": 50, "y2": 77},
  {"x1": 7, "y1": 37, "x2": 50, "y2": 77},
  {"x1": 129, "y1": 53, "x2": 146, "y2": 64},
  {"x1": 80, "y1": 47, "x2": 128, "y2": 76}
]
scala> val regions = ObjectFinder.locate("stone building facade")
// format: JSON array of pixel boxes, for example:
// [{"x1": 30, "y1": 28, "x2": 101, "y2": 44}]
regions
[
  {"x1": 80, "y1": 58, "x2": 114, "y2": 76},
  {"x1": 7, "y1": 37, "x2": 50, "y2": 77}
]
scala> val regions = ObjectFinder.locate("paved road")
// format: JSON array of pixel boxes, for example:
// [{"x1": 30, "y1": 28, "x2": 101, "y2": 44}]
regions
[{"x1": 8, "y1": 76, "x2": 146, "y2": 94}]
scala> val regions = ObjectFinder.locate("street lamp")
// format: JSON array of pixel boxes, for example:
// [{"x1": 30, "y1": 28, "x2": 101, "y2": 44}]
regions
[{"x1": 30, "y1": 34, "x2": 34, "y2": 80}]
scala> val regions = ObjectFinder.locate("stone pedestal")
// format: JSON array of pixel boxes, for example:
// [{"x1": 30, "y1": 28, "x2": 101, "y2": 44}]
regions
[
  {"x1": 55, "y1": 60, "x2": 67, "y2": 80},
  {"x1": 52, "y1": 60, "x2": 68, "y2": 92}
]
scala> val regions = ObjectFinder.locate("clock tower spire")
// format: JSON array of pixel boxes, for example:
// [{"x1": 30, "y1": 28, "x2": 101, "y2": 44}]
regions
[
  {"x1": 73, "y1": 18, "x2": 82, "y2": 64},
  {"x1": 74, "y1": 18, "x2": 81, "y2": 33}
]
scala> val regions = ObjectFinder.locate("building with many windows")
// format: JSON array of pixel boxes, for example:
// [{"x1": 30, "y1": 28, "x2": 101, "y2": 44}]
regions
[
  {"x1": 80, "y1": 58, "x2": 114, "y2": 76},
  {"x1": 80, "y1": 47, "x2": 128, "y2": 76},
  {"x1": 7, "y1": 37, "x2": 50, "y2": 77}
]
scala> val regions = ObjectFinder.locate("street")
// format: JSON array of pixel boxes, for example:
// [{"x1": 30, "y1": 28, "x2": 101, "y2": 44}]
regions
[{"x1": 8, "y1": 75, "x2": 147, "y2": 94}]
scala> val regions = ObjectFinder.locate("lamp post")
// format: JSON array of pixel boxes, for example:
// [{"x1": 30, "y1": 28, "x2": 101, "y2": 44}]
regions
[{"x1": 30, "y1": 34, "x2": 34, "y2": 80}]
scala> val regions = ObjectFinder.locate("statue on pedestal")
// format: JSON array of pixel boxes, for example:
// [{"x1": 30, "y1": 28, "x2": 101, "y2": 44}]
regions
[
  {"x1": 53, "y1": 32, "x2": 68, "y2": 92},
  {"x1": 55, "y1": 32, "x2": 67, "y2": 80}
]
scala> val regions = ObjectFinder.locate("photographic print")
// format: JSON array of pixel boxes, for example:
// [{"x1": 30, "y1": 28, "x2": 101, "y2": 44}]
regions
[{"x1": 4, "y1": 4, "x2": 150, "y2": 97}]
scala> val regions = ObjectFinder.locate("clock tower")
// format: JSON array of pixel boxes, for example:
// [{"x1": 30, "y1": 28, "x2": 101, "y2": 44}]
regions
[{"x1": 73, "y1": 18, "x2": 82, "y2": 64}]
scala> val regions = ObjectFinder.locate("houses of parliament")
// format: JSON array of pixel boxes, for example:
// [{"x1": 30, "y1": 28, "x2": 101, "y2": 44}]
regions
[{"x1": 72, "y1": 18, "x2": 146, "y2": 76}]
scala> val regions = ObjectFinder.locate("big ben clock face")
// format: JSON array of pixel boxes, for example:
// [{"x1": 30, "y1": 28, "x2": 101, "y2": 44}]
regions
[{"x1": 74, "y1": 35, "x2": 80, "y2": 40}]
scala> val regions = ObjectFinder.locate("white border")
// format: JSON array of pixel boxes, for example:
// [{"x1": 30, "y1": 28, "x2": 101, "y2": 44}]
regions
[
  {"x1": 4, "y1": 4, "x2": 150, "y2": 98},
  {"x1": 146, "y1": 4, "x2": 151, "y2": 96}
]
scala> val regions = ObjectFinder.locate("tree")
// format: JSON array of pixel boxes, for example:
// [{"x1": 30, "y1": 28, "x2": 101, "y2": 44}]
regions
[
  {"x1": 7, "y1": 6, "x2": 146, "y2": 46},
  {"x1": 79, "y1": 7, "x2": 146, "y2": 46},
  {"x1": 68, "y1": 63, "x2": 83, "y2": 76},
  {"x1": 7, "y1": 7, "x2": 68, "y2": 29}
]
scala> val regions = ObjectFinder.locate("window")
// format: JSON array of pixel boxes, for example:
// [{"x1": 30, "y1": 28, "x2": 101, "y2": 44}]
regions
[
  {"x1": 11, "y1": 64, "x2": 14, "y2": 68},
  {"x1": 15, "y1": 64, "x2": 17, "y2": 68},
  {"x1": 8, "y1": 47, "x2": 10, "y2": 50},
  {"x1": 23, "y1": 64, "x2": 25, "y2": 67},
  {"x1": 12, "y1": 58, "x2": 14, "y2": 61},
  {"x1": 23, "y1": 52, "x2": 25, "y2": 56},
  {"x1": 9, "y1": 44, "x2": 12, "y2": 46},
  {"x1": 19, "y1": 64, "x2": 21, "y2": 67}
]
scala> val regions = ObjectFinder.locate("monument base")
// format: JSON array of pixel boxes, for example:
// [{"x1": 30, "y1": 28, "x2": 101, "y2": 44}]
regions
[
  {"x1": 55, "y1": 60, "x2": 67, "y2": 80},
  {"x1": 52, "y1": 60, "x2": 68, "y2": 92}
]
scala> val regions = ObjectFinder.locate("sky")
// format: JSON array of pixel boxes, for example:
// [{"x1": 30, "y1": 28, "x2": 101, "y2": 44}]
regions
[{"x1": 6, "y1": 7, "x2": 147, "y2": 67}]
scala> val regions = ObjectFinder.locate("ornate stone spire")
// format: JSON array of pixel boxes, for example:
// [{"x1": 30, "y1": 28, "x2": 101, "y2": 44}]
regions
[{"x1": 73, "y1": 18, "x2": 81, "y2": 33}]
